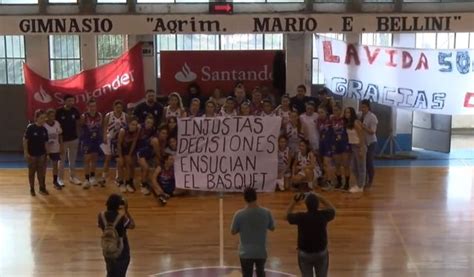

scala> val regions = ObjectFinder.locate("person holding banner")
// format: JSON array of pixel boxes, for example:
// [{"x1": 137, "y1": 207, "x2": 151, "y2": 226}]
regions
[
  {"x1": 23, "y1": 110, "x2": 49, "y2": 196},
  {"x1": 150, "y1": 153, "x2": 176, "y2": 206},
  {"x1": 231, "y1": 187, "x2": 275, "y2": 277},
  {"x1": 220, "y1": 96, "x2": 238, "y2": 117},
  {"x1": 239, "y1": 101, "x2": 252, "y2": 116},
  {"x1": 80, "y1": 99, "x2": 103, "y2": 189},
  {"x1": 56, "y1": 94, "x2": 82, "y2": 186},
  {"x1": 44, "y1": 109, "x2": 63, "y2": 190},
  {"x1": 188, "y1": 98, "x2": 203, "y2": 118},
  {"x1": 133, "y1": 89, "x2": 164, "y2": 126},
  {"x1": 117, "y1": 117, "x2": 140, "y2": 193},
  {"x1": 345, "y1": 107, "x2": 366, "y2": 193},
  {"x1": 260, "y1": 99, "x2": 275, "y2": 117},
  {"x1": 101, "y1": 100, "x2": 128, "y2": 185},
  {"x1": 164, "y1": 92, "x2": 186, "y2": 120},
  {"x1": 359, "y1": 100, "x2": 378, "y2": 190},
  {"x1": 136, "y1": 115, "x2": 160, "y2": 196},
  {"x1": 204, "y1": 100, "x2": 217, "y2": 118}
]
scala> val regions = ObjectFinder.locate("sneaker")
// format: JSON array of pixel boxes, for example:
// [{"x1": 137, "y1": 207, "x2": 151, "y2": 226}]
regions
[
  {"x1": 89, "y1": 177, "x2": 98, "y2": 186},
  {"x1": 70, "y1": 176, "x2": 82, "y2": 185},
  {"x1": 119, "y1": 184, "x2": 127, "y2": 193},
  {"x1": 141, "y1": 186, "x2": 151, "y2": 196},
  {"x1": 82, "y1": 180, "x2": 91, "y2": 190},
  {"x1": 39, "y1": 188, "x2": 49, "y2": 195},
  {"x1": 126, "y1": 184, "x2": 136, "y2": 193},
  {"x1": 98, "y1": 177, "x2": 106, "y2": 187},
  {"x1": 158, "y1": 194, "x2": 167, "y2": 206},
  {"x1": 321, "y1": 181, "x2": 333, "y2": 191},
  {"x1": 30, "y1": 188, "x2": 36, "y2": 196},
  {"x1": 53, "y1": 180, "x2": 62, "y2": 190},
  {"x1": 349, "y1": 186, "x2": 362, "y2": 193},
  {"x1": 57, "y1": 178, "x2": 65, "y2": 187}
]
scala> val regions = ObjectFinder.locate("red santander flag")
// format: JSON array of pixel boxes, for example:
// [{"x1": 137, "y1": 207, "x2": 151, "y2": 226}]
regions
[
  {"x1": 24, "y1": 43, "x2": 145, "y2": 119},
  {"x1": 160, "y1": 50, "x2": 278, "y2": 96}
]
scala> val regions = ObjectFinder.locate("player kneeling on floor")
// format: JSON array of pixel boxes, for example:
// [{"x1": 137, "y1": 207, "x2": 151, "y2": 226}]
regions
[{"x1": 150, "y1": 154, "x2": 176, "y2": 206}]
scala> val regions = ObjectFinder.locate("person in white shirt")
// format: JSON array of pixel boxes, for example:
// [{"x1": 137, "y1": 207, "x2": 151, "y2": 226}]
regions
[
  {"x1": 359, "y1": 100, "x2": 378, "y2": 189},
  {"x1": 220, "y1": 96, "x2": 238, "y2": 117},
  {"x1": 259, "y1": 99, "x2": 275, "y2": 117},
  {"x1": 164, "y1": 92, "x2": 186, "y2": 120},
  {"x1": 44, "y1": 109, "x2": 63, "y2": 190},
  {"x1": 299, "y1": 102, "x2": 320, "y2": 154}
]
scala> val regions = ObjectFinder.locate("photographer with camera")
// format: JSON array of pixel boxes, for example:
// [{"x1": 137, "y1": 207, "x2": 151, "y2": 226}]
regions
[
  {"x1": 98, "y1": 194, "x2": 136, "y2": 277},
  {"x1": 287, "y1": 192, "x2": 336, "y2": 277}
]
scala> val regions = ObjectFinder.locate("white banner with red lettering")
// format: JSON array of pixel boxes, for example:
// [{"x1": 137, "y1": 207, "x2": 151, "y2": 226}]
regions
[
  {"x1": 175, "y1": 116, "x2": 281, "y2": 192},
  {"x1": 318, "y1": 38, "x2": 474, "y2": 115},
  {"x1": 24, "y1": 44, "x2": 145, "y2": 119}
]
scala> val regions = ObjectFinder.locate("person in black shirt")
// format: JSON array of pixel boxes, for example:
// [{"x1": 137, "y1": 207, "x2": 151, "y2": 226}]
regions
[
  {"x1": 98, "y1": 194, "x2": 135, "y2": 277},
  {"x1": 23, "y1": 110, "x2": 49, "y2": 196},
  {"x1": 133, "y1": 89, "x2": 164, "y2": 126},
  {"x1": 287, "y1": 192, "x2": 336, "y2": 277},
  {"x1": 56, "y1": 94, "x2": 82, "y2": 186},
  {"x1": 290, "y1": 84, "x2": 320, "y2": 115}
]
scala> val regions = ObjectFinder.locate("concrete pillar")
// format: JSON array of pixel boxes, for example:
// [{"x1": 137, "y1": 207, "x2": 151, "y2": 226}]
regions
[
  {"x1": 136, "y1": 35, "x2": 157, "y2": 93},
  {"x1": 80, "y1": 35, "x2": 97, "y2": 70},
  {"x1": 285, "y1": 33, "x2": 312, "y2": 96},
  {"x1": 24, "y1": 36, "x2": 50, "y2": 78}
]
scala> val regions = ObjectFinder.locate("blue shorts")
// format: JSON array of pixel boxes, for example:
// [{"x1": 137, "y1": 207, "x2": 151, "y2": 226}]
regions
[
  {"x1": 319, "y1": 140, "x2": 334, "y2": 157},
  {"x1": 334, "y1": 141, "x2": 351, "y2": 154},
  {"x1": 48, "y1": 153, "x2": 61, "y2": 161},
  {"x1": 83, "y1": 140, "x2": 101, "y2": 154},
  {"x1": 137, "y1": 147, "x2": 155, "y2": 161}
]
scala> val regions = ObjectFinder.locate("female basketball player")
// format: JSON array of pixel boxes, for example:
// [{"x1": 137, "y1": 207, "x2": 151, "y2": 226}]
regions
[
  {"x1": 260, "y1": 99, "x2": 275, "y2": 117},
  {"x1": 117, "y1": 117, "x2": 140, "y2": 193},
  {"x1": 101, "y1": 100, "x2": 128, "y2": 185},
  {"x1": 23, "y1": 110, "x2": 49, "y2": 196},
  {"x1": 151, "y1": 153, "x2": 176, "y2": 206},
  {"x1": 317, "y1": 106, "x2": 335, "y2": 190},
  {"x1": 204, "y1": 100, "x2": 217, "y2": 117},
  {"x1": 274, "y1": 94, "x2": 292, "y2": 127},
  {"x1": 136, "y1": 115, "x2": 160, "y2": 196},
  {"x1": 164, "y1": 92, "x2": 186, "y2": 120},
  {"x1": 284, "y1": 110, "x2": 304, "y2": 154},
  {"x1": 167, "y1": 117, "x2": 178, "y2": 138},
  {"x1": 291, "y1": 140, "x2": 319, "y2": 190},
  {"x1": 165, "y1": 136, "x2": 177, "y2": 156},
  {"x1": 157, "y1": 126, "x2": 169, "y2": 156},
  {"x1": 220, "y1": 96, "x2": 238, "y2": 117},
  {"x1": 44, "y1": 109, "x2": 63, "y2": 190},
  {"x1": 188, "y1": 98, "x2": 202, "y2": 118},
  {"x1": 331, "y1": 104, "x2": 351, "y2": 190},
  {"x1": 239, "y1": 101, "x2": 251, "y2": 116},
  {"x1": 81, "y1": 99, "x2": 103, "y2": 189},
  {"x1": 344, "y1": 107, "x2": 366, "y2": 193},
  {"x1": 277, "y1": 135, "x2": 292, "y2": 191}
]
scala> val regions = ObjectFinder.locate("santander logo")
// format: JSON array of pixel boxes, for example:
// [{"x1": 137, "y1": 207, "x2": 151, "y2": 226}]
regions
[
  {"x1": 33, "y1": 86, "x2": 53, "y2": 104},
  {"x1": 175, "y1": 63, "x2": 197, "y2": 83}
]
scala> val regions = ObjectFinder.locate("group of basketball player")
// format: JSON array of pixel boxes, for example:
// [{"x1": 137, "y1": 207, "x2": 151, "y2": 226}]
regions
[{"x1": 23, "y1": 82, "x2": 378, "y2": 203}]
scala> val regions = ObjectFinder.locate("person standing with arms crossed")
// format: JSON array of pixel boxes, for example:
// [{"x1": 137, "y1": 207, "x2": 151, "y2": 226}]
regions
[
  {"x1": 231, "y1": 187, "x2": 275, "y2": 277},
  {"x1": 359, "y1": 100, "x2": 378, "y2": 190},
  {"x1": 287, "y1": 192, "x2": 336, "y2": 277},
  {"x1": 56, "y1": 94, "x2": 82, "y2": 186}
]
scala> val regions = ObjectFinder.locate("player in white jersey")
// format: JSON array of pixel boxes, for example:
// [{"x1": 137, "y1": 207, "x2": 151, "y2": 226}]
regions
[
  {"x1": 164, "y1": 92, "x2": 186, "y2": 120},
  {"x1": 259, "y1": 99, "x2": 275, "y2": 117},
  {"x1": 101, "y1": 100, "x2": 128, "y2": 184},
  {"x1": 299, "y1": 101, "x2": 320, "y2": 153},
  {"x1": 219, "y1": 96, "x2": 238, "y2": 117},
  {"x1": 44, "y1": 109, "x2": 63, "y2": 190},
  {"x1": 274, "y1": 94, "x2": 292, "y2": 127},
  {"x1": 277, "y1": 135, "x2": 292, "y2": 191},
  {"x1": 291, "y1": 140, "x2": 320, "y2": 189}
]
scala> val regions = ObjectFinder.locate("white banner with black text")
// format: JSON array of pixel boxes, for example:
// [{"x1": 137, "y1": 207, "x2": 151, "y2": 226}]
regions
[
  {"x1": 318, "y1": 38, "x2": 474, "y2": 115},
  {"x1": 175, "y1": 116, "x2": 281, "y2": 192}
]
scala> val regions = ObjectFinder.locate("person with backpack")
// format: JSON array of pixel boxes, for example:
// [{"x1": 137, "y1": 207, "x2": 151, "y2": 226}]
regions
[{"x1": 98, "y1": 194, "x2": 135, "y2": 277}]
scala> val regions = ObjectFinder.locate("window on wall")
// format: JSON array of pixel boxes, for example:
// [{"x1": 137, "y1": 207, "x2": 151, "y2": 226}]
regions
[
  {"x1": 416, "y1": 32, "x2": 474, "y2": 49},
  {"x1": 0, "y1": 0, "x2": 37, "y2": 3},
  {"x1": 97, "y1": 35, "x2": 127, "y2": 65},
  {"x1": 97, "y1": 0, "x2": 127, "y2": 2},
  {"x1": 156, "y1": 34, "x2": 283, "y2": 77},
  {"x1": 312, "y1": 33, "x2": 344, "y2": 84},
  {"x1": 137, "y1": 0, "x2": 208, "y2": 2},
  {"x1": 0, "y1": 35, "x2": 26, "y2": 84},
  {"x1": 361, "y1": 33, "x2": 393, "y2": 46},
  {"x1": 48, "y1": 0, "x2": 77, "y2": 3},
  {"x1": 49, "y1": 35, "x2": 81, "y2": 80}
]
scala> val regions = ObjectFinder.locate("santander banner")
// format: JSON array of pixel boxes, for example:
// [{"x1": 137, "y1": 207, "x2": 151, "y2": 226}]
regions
[
  {"x1": 24, "y1": 43, "x2": 145, "y2": 119},
  {"x1": 160, "y1": 50, "x2": 278, "y2": 96}
]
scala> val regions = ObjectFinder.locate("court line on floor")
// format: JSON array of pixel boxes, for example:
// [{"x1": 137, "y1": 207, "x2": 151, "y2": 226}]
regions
[
  {"x1": 219, "y1": 196, "x2": 224, "y2": 267},
  {"x1": 388, "y1": 212, "x2": 421, "y2": 277}
]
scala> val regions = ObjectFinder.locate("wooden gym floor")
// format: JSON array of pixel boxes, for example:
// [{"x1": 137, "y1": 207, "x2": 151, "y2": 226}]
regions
[{"x1": 0, "y1": 166, "x2": 473, "y2": 277}]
